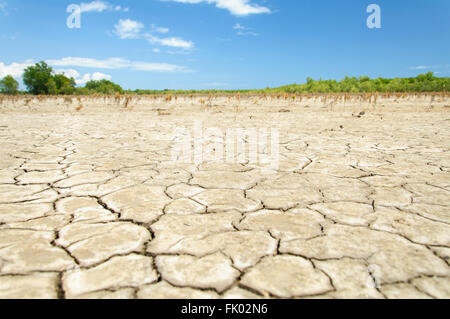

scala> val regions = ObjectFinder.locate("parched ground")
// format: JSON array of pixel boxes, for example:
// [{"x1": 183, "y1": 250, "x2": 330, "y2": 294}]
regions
[{"x1": 0, "y1": 110, "x2": 449, "y2": 299}]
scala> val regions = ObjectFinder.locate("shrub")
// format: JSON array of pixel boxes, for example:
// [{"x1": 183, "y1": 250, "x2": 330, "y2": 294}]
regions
[
  {"x1": 53, "y1": 74, "x2": 76, "y2": 95},
  {"x1": 85, "y1": 80, "x2": 123, "y2": 94},
  {"x1": 0, "y1": 75, "x2": 19, "y2": 95}
]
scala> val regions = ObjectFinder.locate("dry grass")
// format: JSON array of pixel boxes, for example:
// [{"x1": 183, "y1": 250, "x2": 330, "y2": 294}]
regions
[
  {"x1": 0, "y1": 92, "x2": 449, "y2": 114},
  {"x1": 124, "y1": 96, "x2": 132, "y2": 108},
  {"x1": 156, "y1": 108, "x2": 171, "y2": 116}
]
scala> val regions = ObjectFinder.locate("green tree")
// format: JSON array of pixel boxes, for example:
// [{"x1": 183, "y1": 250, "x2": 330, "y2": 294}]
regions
[
  {"x1": 54, "y1": 74, "x2": 76, "y2": 95},
  {"x1": 46, "y1": 78, "x2": 58, "y2": 95},
  {"x1": 85, "y1": 79, "x2": 123, "y2": 94},
  {"x1": 0, "y1": 75, "x2": 19, "y2": 95},
  {"x1": 23, "y1": 61, "x2": 54, "y2": 95}
]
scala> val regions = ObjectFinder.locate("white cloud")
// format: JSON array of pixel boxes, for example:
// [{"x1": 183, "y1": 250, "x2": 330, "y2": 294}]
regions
[
  {"x1": 409, "y1": 66, "x2": 435, "y2": 70},
  {"x1": 167, "y1": 0, "x2": 270, "y2": 16},
  {"x1": 1, "y1": 56, "x2": 190, "y2": 87},
  {"x1": 151, "y1": 24, "x2": 170, "y2": 34},
  {"x1": 91, "y1": 72, "x2": 111, "y2": 81},
  {"x1": 54, "y1": 69, "x2": 112, "y2": 85},
  {"x1": 409, "y1": 65, "x2": 450, "y2": 73},
  {"x1": 47, "y1": 57, "x2": 191, "y2": 72},
  {"x1": 236, "y1": 30, "x2": 259, "y2": 36},
  {"x1": 153, "y1": 48, "x2": 161, "y2": 53},
  {"x1": 80, "y1": 1, "x2": 108, "y2": 12},
  {"x1": 114, "y1": 19, "x2": 144, "y2": 39},
  {"x1": 0, "y1": 60, "x2": 34, "y2": 78},
  {"x1": 233, "y1": 23, "x2": 259, "y2": 36},
  {"x1": 80, "y1": 1, "x2": 129, "y2": 13},
  {"x1": 49, "y1": 57, "x2": 127, "y2": 69},
  {"x1": 113, "y1": 19, "x2": 194, "y2": 49},
  {"x1": 146, "y1": 34, "x2": 194, "y2": 49},
  {"x1": 54, "y1": 69, "x2": 81, "y2": 79},
  {"x1": 409, "y1": 65, "x2": 450, "y2": 70},
  {"x1": 114, "y1": 5, "x2": 129, "y2": 12},
  {"x1": 155, "y1": 27, "x2": 169, "y2": 34},
  {"x1": 0, "y1": 57, "x2": 190, "y2": 84},
  {"x1": 76, "y1": 72, "x2": 112, "y2": 85}
]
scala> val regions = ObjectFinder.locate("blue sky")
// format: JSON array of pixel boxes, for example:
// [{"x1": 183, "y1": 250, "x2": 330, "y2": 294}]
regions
[{"x1": 0, "y1": 0, "x2": 449, "y2": 90}]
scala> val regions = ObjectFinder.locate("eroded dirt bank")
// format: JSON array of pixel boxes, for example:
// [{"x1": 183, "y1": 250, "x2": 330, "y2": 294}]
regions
[{"x1": 1, "y1": 93, "x2": 449, "y2": 114}]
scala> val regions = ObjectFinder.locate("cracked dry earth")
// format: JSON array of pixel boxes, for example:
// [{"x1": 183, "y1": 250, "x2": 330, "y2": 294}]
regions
[{"x1": 0, "y1": 110, "x2": 449, "y2": 299}]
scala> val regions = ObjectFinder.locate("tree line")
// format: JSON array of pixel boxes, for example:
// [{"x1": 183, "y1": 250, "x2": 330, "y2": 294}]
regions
[
  {"x1": 1, "y1": 61, "x2": 448, "y2": 95},
  {"x1": 270, "y1": 73, "x2": 449, "y2": 94},
  {"x1": 0, "y1": 61, "x2": 124, "y2": 95}
]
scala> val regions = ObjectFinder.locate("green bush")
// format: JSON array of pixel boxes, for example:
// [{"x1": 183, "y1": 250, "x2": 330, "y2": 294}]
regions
[
  {"x1": 54, "y1": 74, "x2": 76, "y2": 95},
  {"x1": 85, "y1": 80, "x2": 123, "y2": 94},
  {"x1": 0, "y1": 75, "x2": 19, "y2": 95}
]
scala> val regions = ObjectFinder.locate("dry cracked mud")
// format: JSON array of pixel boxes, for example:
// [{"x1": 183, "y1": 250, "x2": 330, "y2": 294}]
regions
[{"x1": 0, "y1": 109, "x2": 449, "y2": 299}]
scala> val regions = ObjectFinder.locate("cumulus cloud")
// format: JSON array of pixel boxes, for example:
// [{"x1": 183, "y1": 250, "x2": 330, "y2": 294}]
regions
[
  {"x1": 0, "y1": 62, "x2": 114, "y2": 86},
  {"x1": 80, "y1": 1, "x2": 108, "y2": 12},
  {"x1": 76, "y1": 72, "x2": 112, "y2": 85},
  {"x1": 54, "y1": 69, "x2": 112, "y2": 85},
  {"x1": 114, "y1": 19, "x2": 144, "y2": 39},
  {"x1": 166, "y1": 0, "x2": 270, "y2": 16},
  {"x1": 91, "y1": 72, "x2": 112, "y2": 80},
  {"x1": 113, "y1": 19, "x2": 194, "y2": 49},
  {"x1": 80, "y1": 1, "x2": 128, "y2": 13},
  {"x1": 0, "y1": 60, "x2": 34, "y2": 78},
  {"x1": 47, "y1": 57, "x2": 191, "y2": 72},
  {"x1": 54, "y1": 69, "x2": 81, "y2": 79},
  {"x1": 1, "y1": 56, "x2": 190, "y2": 85},
  {"x1": 146, "y1": 34, "x2": 194, "y2": 49}
]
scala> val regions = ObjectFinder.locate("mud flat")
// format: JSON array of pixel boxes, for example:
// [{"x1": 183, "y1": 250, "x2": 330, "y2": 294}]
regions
[{"x1": 0, "y1": 95, "x2": 449, "y2": 299}]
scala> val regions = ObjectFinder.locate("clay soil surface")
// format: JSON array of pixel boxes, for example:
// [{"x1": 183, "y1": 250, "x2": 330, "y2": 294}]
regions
[{"x1": 0, "y1": 99, "x2": 449, "y2": 299}]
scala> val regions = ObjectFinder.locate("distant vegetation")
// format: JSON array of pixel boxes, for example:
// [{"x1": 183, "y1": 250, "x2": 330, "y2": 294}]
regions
[
  {"x1": 0, "y1": 75, "x2": 19, "y2": 95},
  {"x1": 0, "y1": 61, "x2": 449, "y2": 96},
  {"x1": 84, "y1": 79, "x2": 124, "y2": 94},
  {"x1": 17, "y1": 61, "x2": 123, "y2": 96},
  {"x1": 22, "y1": 62, "x2": 76, "y2": 95},
  {"x1": 134, "y1": 73, "x2": 449, "y2": 95},
  {"x1": 268, "y1": 73, "x2": 449, "y2": 94}
]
